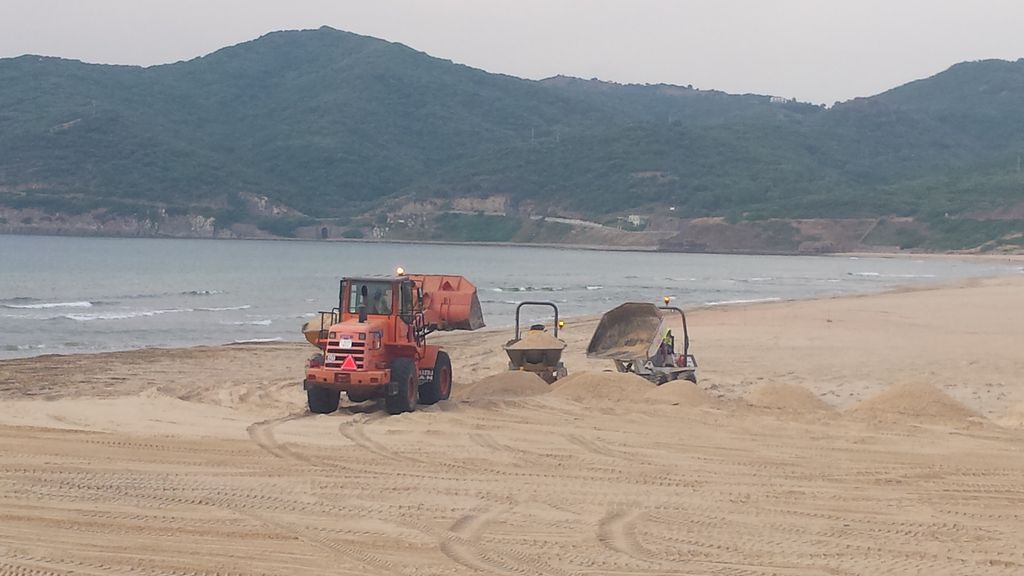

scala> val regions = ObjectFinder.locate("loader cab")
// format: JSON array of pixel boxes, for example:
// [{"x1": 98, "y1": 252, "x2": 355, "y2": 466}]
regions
[
  {"x1": 339, "y1": 276, "x2": 420, "y2": 323},
  {"x1": 347, "y1": 280, "x2": 394, "y2": 316}
]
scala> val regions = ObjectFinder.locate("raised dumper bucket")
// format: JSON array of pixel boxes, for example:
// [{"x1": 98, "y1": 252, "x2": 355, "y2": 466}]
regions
[{"x1": 586, "y1": 303, "x2": 666, "y2": 361}]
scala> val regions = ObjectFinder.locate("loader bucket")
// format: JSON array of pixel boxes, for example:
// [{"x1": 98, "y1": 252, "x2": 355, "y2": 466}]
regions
[
  {"x1": 586, "y1": 303, "x2": 666, "y2": 360},
  {"x1": 410, "y1": 274, "x2": 486, "y2": 331}
]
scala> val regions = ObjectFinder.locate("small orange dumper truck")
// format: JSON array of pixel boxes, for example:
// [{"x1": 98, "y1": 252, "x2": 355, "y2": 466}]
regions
[{"x1": 302, "y1": 271, "x2": 484, "y2": 414}]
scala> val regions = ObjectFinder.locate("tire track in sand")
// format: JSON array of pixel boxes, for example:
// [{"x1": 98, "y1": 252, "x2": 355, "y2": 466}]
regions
[
  {"x1": 337, "y1": 413, "x2": 424, "y2": 464},
  {"x1": 218, "y1": 507, "x2": 383, "y2": 576},
  {"x1": 437, "y1": 505, "x2": 572, "y2": 576},
  {"x1": 564, "y1": 433, "x2": 650, "y2": 464},
  {"x1": 597, "y1": 508, "x2": 841, "y2": 576},
  {"x1": 597, "y1": 508, "x2": 652, "y2": 562},
  {"x1": 246, "y1": 414, "x2": 324, "y2": 467}
]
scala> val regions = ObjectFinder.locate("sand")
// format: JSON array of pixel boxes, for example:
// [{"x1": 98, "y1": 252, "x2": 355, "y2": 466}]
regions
[
  {"x1": 1, "y1": 275, "x2": 1023, "y2": 575},
  {"x1": 744, "y1": 381, "x2": 834, "y2": 413},
  {"x1": 849, "y1": 381, "x2": 981, "y2": 425}
]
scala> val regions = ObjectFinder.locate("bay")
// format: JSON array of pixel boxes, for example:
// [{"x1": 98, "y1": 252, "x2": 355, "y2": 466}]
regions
[{"x1": 0, "y1": 235, "x2": 1017, "y2": 359}]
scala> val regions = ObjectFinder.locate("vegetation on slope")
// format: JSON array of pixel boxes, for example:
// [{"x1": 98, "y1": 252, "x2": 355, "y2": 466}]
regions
[{"x1": 1, "y1": 27, "x2": 1022, "y2": 250}]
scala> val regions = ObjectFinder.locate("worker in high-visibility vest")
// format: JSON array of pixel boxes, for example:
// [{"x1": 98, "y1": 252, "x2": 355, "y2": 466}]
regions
[{"x1": 658, "y1": 329, "x2": 675, "y2": 366}]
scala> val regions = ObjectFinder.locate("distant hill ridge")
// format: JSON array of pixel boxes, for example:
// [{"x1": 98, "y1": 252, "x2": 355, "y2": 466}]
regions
[{"x1": 0, "y1": 26, "x2": 1022, "y2": 252}]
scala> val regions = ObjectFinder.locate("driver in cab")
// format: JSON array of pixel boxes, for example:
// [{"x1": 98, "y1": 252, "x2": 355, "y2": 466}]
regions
[{"x1": 369, "y1": 287, "x2": 392, "y2": 315}]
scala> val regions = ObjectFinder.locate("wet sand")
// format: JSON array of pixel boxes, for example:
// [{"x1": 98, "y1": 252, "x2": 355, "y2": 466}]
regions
[{"x1": 1, "y1": 275, "x2": 1022, "y2": 574}]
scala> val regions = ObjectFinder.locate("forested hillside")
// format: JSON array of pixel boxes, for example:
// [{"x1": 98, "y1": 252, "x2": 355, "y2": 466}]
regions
[{"x1": 1, "y1": 26, "x2": 1021, "y2": 251}]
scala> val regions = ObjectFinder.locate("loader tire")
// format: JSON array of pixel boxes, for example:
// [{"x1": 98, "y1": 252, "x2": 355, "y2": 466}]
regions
[
  {"x1": 385, "y1": 358, "x2": 418, "y2": 414},
  {"x1": 307, "y1": 386, "x2": 340, "y2": 414},
  {"x1": 419, "y1": 351, "x2": 452, "y2": 405}
]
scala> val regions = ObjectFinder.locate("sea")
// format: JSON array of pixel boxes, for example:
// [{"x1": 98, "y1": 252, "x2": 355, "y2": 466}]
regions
[{"x1": 1, "y1": 235, "x2": 1019, "y2": 360}]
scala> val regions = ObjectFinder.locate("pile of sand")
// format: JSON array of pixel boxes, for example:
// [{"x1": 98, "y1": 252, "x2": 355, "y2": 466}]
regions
[
  {"x1": 455, "y1": 371, "x2": 551, "y2": 401},
  {"x1": 548, "y1": 371, "x2": 655, "y2": 404},
  {"x1": 995, "y1": 402, "x2": 1024, "y2": 429},
  {"x1": 744, "y1": 382, "x2": 833, "y2": 413},
  {"x1": 848, "y1": 381, "x2": 980, "y2": 425},
  {"x1": 645, "y1": 380, "x2": 717, "y2": 408}
]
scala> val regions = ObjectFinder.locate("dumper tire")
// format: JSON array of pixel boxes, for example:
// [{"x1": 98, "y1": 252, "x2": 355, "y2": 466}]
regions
[
  {"x1": 385, "y1": 358, "x2": 418, "y2": 414},
  {"x1": 307, "y1": 385, "x2": 340, "y2": 414},
  {"x1": 419, "y1": 351, "x2": 452, "y2": 405}
]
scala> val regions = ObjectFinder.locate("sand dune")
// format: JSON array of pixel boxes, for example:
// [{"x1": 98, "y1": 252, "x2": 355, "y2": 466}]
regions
[{"x1": 0, "y1": 275, "x2": 1022, "y2": 575}]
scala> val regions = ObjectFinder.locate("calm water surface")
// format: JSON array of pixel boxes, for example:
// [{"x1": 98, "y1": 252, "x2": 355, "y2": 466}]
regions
[{"x1": 1, "y1": 235, "x2": 1018, "y2": 359}]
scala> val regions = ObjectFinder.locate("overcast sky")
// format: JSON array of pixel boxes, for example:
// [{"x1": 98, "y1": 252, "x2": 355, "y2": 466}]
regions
[{"x1": 2, "y1": 1, "x2": 1023, "y2": 104}]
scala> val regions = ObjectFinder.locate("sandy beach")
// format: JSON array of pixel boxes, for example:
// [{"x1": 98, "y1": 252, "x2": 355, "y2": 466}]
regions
[{"x1": 1, "y1": 274, "x2": 1023, "y2": 575}]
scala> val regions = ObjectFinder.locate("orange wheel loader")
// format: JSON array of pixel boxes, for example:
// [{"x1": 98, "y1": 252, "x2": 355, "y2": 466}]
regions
[{"x1": 301, "y1": 271, "x2": 485, "y2": 415}]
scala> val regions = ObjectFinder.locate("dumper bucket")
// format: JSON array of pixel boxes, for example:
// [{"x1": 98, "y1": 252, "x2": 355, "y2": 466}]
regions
[
  {"x1": 504, "y1": 328, "x2": 567, "y2": 368},
  {"x1": 586, "y1": 303, "x2": 666, "y2": 361},
  {"x1": 301, "y1": 311, "x2": 339, "y2": 347}
]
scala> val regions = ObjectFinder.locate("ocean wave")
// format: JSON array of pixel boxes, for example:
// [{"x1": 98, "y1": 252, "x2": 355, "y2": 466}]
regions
[
  {"x1": 586, "y1": 285, "x2": 603, "y2": 290},
  {"x1": 493, "y1": 286, "x2": 564, "y2": 292},
  {"x1": 182, "y1": 290, "x2": 224, "y2": 296},
  {"x1": 3, "y1": 343, "x2": 46, "y2": 352},
  {"x1": 232, "y1": 337, "x2": 283, "y2": 344},
  {"x1": 848, "y1": 272, "x2": 936, "y2": 279},
  {"x1": 705, "y1": 297, "x2": 781, "y2": 307},
  {"x1": 196, "y1": 305, "x2": 252, "y2": 312},
  {"x1": 3, "y1": 300, "x2": 93, "y2": 310},
  {"x1": 882, "y1": 273, "x2": 937, "y2": 279},
  {"x1": 221, "y1": 319, "x2": 272, "y2": 326},
  {"x1": 63, "y1": 308, "x2": 192, "y2": 321},
  {"x1": 1, "y1": 296, "x2": 39, "y2": 304}
]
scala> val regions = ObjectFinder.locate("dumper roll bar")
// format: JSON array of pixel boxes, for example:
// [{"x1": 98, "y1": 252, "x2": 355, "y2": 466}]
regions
[
  {"x1": 658, "y1": 305, "x2": 690, "y2": 357},
  {"x1": 514, "y1": 301, "x2": 560, "y2": 340}
]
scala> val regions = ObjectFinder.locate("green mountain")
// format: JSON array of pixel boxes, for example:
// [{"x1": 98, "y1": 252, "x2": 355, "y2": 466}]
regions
[{"x1": 1, "y1": 27, "x2": 1022, "y2": 251}]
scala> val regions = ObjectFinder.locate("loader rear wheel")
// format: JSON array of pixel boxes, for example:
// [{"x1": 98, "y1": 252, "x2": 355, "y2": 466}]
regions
[
  {"x1": 419, "y1": 351, "x2": 452, "y2": 405},
  {"x1": 385, "y1": 358, "x2": 418, "y2": 414},
  {"x1": 307, "y1": 386, "x2": 340, "y2": 414}
]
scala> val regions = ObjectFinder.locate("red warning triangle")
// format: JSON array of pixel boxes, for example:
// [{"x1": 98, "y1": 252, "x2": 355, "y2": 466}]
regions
[{"x1": 340, "y1": 355, "x2": 357, "y2": 370}]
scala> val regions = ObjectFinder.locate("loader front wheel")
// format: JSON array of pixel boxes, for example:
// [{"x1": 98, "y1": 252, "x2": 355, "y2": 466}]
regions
[
  {"x1": 385, "y1": 358, "x2": 418, "y2": 414},
  {"x1": 419, "y1": 351, "x2": 452, "y2": 405},
  {"x1": 307, "y1": 386, "x2": 340, "y2": 414}
]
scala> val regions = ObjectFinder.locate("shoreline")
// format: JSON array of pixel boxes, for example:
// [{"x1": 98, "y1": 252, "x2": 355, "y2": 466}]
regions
[
  {"x1": 5, "y1": 230, "x2": 1022, "y2": 258},
  {"x1": 5, "y1": 273, "x2": 1021, "y2": 363}
]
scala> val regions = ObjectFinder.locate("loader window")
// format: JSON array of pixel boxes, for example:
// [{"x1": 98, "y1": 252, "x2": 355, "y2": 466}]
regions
[
  {"x1": 348, "y1": 281, "x2": 393, "y2": 315},
  {"x1": 400, "y1": 281, "x2": 413, "y2": 318}
]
